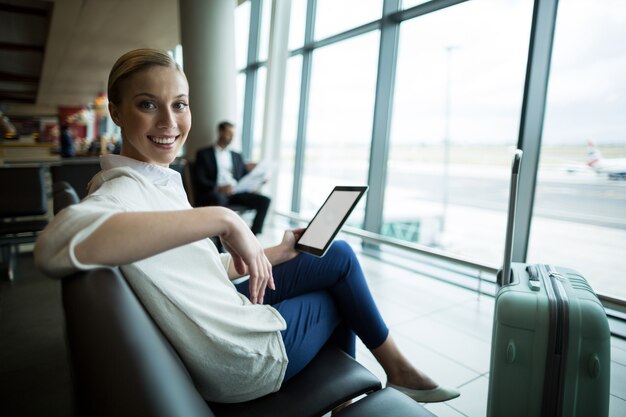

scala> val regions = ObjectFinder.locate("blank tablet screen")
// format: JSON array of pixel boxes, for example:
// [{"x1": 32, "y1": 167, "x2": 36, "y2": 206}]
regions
[{"x1": 295, "y1": 186, "x2": 367, "y2": 257}]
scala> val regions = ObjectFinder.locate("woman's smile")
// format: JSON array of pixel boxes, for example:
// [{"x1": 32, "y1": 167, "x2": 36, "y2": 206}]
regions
[{"x1": 148, "y1": 135, "x2": 179, "y2": 146}]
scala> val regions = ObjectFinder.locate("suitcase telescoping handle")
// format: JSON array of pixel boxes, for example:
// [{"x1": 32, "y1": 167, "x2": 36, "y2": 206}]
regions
[{"x1": 500, "y1": 149, "x2": 523, "y2": 286}]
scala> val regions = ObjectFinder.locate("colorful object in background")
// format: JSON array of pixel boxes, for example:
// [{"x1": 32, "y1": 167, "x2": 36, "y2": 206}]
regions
[
  {"x1": 58, "y1": 106, "x2": 89, "y2": 141},
  {"x1": 93, "y1": 91, "x2": 108, "y2": 117},
  {"x1": 1, "y1": 112, "x2": 20, "y2": 139},
  {"x1": 42, "y1": 123, "x2": 60, "y2": 143}
]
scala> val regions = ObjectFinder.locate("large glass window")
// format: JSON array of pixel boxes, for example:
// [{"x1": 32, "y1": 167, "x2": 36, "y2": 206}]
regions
[
  {"x1": 301, "y1": 31, "x2": 380, "y2": 225},
  {"x1": 275, "y1": 56, "x2": 303, "y2": 214},
  {"x1": 314, "y1": 0, "x2": 382, "y2": 40},
  {"x1": 528, "y1": 0, "x2": 626, "y2": 300},
  {"x1": 288, "y1": 0, "x2": 307, "y2": 50},
  {"x1": 238, "y1": 0, "x2": 626, "y2": 312},
  {"x1": 258, "y1": 0, "x2": 273, "y2": 62},
  {"x1": 384, "y1": 0, "x2": 533, "y2": 264},
  {"x1": 236, "y1": 72, "x2": 246, "y2": 147},
  {"x1": 251, "y1": 66, "x2": 267, "y2": 162},
  {"x1": 235, "y1": 1, "x2": 251, "y2": 70}
]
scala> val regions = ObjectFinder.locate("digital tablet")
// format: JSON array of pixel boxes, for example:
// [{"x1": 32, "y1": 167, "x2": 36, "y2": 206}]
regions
[{"x1": 295, "y1": 186, "x2": 368, "y2": 257}]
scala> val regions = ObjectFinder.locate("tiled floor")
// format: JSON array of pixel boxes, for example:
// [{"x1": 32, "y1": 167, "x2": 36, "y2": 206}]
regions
[{"x1": 261, "y1": 223, "x2": 626, "y2": 417}]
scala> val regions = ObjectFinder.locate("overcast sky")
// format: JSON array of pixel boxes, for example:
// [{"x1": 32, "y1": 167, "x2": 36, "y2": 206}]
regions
[{"x1": 237, "y1": 0, "x2": 626, "y2": 147}]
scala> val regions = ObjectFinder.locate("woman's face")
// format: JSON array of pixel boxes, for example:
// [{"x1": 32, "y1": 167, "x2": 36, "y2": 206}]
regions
[{"x1": 109, "y1": 65, "x2": 191, "y2": 167}]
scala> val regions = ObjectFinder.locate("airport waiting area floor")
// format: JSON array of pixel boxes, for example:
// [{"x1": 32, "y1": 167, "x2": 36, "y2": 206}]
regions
[{"x1": 1, "y1": 225, "x2": 625, "y2": 417}]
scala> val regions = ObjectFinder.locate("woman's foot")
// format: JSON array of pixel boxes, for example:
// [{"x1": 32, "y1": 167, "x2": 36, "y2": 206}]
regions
[
  {"x1": 385, "y1": 369, "x2": 459, "y2": 402},
  {"x1": 386, "y1": 383, "x2": 460, "y2": 403},
  {"x1": 372, "y1": 335, "x2": 460, "y2": 403},
  {"x1": 386, "y1": 367, "x2": 437, "y2": 390}
]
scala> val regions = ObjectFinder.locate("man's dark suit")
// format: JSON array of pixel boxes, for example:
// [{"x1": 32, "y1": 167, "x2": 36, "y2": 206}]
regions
[{"x1": 194, "y1": 146, "x2": 270, "y2": 234}]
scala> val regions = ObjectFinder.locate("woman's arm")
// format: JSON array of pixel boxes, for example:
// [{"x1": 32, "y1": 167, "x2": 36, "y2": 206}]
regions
[
  {"x1": 75, "y1": 206, "x2": 233, "y2": 265},
  {"x1": 75, "y1": 206, "x2": 273, "y2": 304}
]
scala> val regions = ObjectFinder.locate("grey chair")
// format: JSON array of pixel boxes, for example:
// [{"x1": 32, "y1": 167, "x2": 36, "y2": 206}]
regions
[
  {"x1": 62, "y1": 267, "x2": 383, "y2": 417},
  {"x1": 333, "y1": 387, "x2": 437, "y2": 417},
  {"x1": 55, "y1": 183, "x2": 437, "y2": 417},
  {"x1": 50, "y1": 160, "x2": 102, "y2": 200},
  {"x1": 62, "y1": 267, "x2": 436, "y2": 417},
  {"x1": 0, "y1": 166, "x2": 49, "y2": 280},
  {"x1": 53, "y1": 181, "x2": 80, "y2": 215}
]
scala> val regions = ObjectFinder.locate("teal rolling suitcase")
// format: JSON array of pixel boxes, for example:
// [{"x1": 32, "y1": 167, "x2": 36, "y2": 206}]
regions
[
  {"x1": 487, "y1": 151, "x2": 611, "y2": 417},
  {"x1": 487, "y1": 264, "x2": 611, "y2": 416}
]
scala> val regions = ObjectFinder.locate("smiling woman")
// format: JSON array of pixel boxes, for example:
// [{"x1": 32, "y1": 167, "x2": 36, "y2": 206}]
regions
[
  {"x1": 106, "y1": 49, "x2": 191, "y2": 167},
  {"x1": 34, "y1": 48, "x2": 460, "y2": 405}
]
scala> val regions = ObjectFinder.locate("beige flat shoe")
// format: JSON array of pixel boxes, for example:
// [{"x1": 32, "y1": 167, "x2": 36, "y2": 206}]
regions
[{"x1": 386, "y1": 383, "x2": 461, "y2": 403}]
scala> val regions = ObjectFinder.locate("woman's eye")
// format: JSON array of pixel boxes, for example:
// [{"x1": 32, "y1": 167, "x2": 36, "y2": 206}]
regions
[
  {"x1": 140, "y1": 101, "x2": 156, "y2": 110},
  {"x1": 174, "y1": 102, "x2": 188, "y2": 111}
]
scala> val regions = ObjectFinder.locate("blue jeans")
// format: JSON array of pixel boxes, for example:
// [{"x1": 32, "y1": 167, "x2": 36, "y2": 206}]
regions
[{"x1": 235, "y1": 240, "x2": 389, "y2": 381}]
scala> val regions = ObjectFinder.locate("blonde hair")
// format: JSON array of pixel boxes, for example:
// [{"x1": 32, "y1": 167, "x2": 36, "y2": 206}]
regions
[{"x1": 107, "y1": 48, "x2": 182, "y2": 104}]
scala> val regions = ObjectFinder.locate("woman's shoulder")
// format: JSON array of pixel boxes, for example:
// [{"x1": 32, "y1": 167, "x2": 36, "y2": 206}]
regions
[
  {"x1": 93, "y1": 166, "x2": 151, "y2": 184},
  {"x1": 83, "y1": 166, "x2": 163, "y2": 210},
  {"x1": 89, "y1": 166, "x2": 153, "y2": 193}
]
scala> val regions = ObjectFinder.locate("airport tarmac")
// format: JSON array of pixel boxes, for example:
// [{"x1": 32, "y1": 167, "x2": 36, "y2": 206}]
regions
[{"x1": 274, "y1": 157, "x2": 626, "y2": 300}]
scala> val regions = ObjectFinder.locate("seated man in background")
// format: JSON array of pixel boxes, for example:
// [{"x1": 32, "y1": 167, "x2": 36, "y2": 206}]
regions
[{"x1": 195, "y1": 121, "x2": 270, "y2": 235}]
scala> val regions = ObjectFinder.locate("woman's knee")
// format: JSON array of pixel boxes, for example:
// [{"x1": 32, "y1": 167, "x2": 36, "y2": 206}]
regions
[
  {"x1": 327, "y1": 240, "x2": 354, "y2": 258},
  {"x1": 322, "y1": 241, "x2": 360, "y2": 276}
]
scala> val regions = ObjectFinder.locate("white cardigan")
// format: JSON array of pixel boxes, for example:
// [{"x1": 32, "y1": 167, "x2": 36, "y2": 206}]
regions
[{"x1": 35, "y1": 155, "x2": 288, "y2": 403}]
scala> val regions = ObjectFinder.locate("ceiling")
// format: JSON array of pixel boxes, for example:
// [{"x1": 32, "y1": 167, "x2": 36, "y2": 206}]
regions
[{"x1": 0, "y1": 0, "x2": 180, "y2": 117}]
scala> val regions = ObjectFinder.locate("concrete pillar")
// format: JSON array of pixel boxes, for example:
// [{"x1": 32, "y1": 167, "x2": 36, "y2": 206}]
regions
[
  {"x1": 261, "y1": 0, "x2": 291, "y2": 162},
  {"x1": 179, "y1": 0, "x2": 238, "y2": 160},
  {"x1": 261, "y1": 0, "x2": 291, "y2": 204}
]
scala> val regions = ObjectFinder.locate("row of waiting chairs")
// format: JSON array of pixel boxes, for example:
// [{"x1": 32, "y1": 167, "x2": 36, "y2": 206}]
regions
[
  {"x1": 0, "y1": 166, "x2": 49, "y2": 279},
  {"x1": 0, "y1": 159, "x2": 230, "y2": 279},
  {"x1": 0, "y1": 161, "x2": 101, "y2": 279}
]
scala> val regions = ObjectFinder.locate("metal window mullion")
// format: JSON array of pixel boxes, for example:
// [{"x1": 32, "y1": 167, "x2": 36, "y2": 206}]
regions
[
  {"x1": 309, "y1": 20, "x2": 381, "y2": 50},
  {"x1": 241, "y1": 0, "x2": 263, "y2": 159},
  {"x1": 364, "y1": 0, "x2": 401, "y2": 234},
  {"x1": 514, "y1": 0, "x2": 559, "y2": 262},
  {"x1": 291, "y1": 0, "x2": 317, "y2": 213},
  {"x1": 392, "y1": 0, "x2": 469, "y2": 22},
  {"x1": 241, "y1": 69, "x2": 257, "y2": 159}
]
